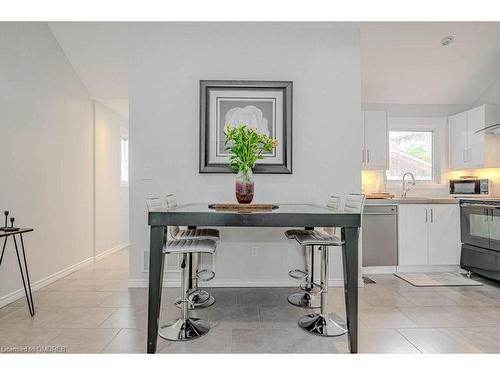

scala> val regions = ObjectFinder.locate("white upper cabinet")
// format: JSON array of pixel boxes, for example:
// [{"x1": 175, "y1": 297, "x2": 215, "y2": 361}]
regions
[
  {"x1": 466, "y1": 106, "x2": 486, "y2": 168},
  {"x1": 448, "y1": 104, "x2": 500, "y2": 170},
  {"x1": 448, "y1": 111, "x2": 468, "y2": 170},
  {"x1": 362, "y1": 110, "x2": 388, "y2": 170}
]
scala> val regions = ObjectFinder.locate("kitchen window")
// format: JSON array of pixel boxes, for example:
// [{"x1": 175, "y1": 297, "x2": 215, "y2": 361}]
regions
[
  {"x1": 121, "y1": 137, "x2": 129, "y2": 186},
  {"x1": 386, "y1": 130, "x2": 434, "y2": 181}
]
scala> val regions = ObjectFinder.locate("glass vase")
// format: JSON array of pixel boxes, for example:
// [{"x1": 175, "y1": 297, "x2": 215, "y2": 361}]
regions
[{"x1": 235, "y1": 169, "x2": 254, "y2": 204}]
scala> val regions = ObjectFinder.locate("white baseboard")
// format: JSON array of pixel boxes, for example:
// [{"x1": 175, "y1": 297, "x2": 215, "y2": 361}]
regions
[
  {"x1": 128, "y1": 277, "x2": 365, "y2": 288},
  {"x1": 0, "y1": 256, "x2": 94, "y2": 308},
  {"x1": 0, "y1": 242, "x2": 129, "y2": 309},
  {"x1": 95, "y1": 242, "x2": 129, "y2": 261},
  {"x1": 363, "y1": 266, "x2": 397, "y2": 275}
]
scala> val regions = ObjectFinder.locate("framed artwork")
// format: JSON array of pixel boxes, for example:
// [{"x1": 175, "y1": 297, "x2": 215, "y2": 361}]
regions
[{"x1": 199, "y1": 80, "x2": 293, "y2": 174}]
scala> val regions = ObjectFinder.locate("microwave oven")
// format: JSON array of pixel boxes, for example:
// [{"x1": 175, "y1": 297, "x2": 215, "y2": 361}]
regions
[{"x1": 449, "y1": 178, "x2": 489, "y2": 196}]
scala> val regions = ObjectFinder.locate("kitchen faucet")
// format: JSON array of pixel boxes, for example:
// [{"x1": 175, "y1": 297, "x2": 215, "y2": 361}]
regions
[{"x1": 401, "y1": 172, "x2": 416, "y2": 197}]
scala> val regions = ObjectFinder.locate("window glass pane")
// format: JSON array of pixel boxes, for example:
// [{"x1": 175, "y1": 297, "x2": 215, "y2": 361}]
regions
[
  {"x1": 386, "y1": 131, "x2": 433, "y2": 180},
  {"x1": 121, "y1": 138, "x2": 129, "y2": 184}
]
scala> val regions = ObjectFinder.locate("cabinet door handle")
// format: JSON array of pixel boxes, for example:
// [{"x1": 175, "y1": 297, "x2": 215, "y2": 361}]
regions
[
  {"x1": 425, "y1": 208, "x2": 428, "y2": 223},
  {"x1": 367, "y1": 149, "x2": 370, "y2": 164},
  {"x1": 463, "y1": 149, "x2": 466, "y2": 163},
  {"x1": 362, "y1": 149, "x2": 365, "y2": 163},
  {"x1": 430, "y1": 208, "x2": 433, "y2": 223}
]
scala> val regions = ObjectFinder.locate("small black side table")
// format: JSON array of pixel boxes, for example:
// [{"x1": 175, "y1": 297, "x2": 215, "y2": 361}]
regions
[{"x1": 0, "y1": 228, "x2": 35, "y2": 316}]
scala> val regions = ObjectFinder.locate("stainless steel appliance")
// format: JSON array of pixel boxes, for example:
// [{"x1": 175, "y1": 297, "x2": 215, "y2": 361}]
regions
[
  {"x1": 450, "y1": 178, "x2": 489, "y2": 196},
  {"x1": 460, "y1": 199, "x2": 500, "y2": 281},
  {"x1": 362, "y1": 205, "x2": 398, "y2": 267}
]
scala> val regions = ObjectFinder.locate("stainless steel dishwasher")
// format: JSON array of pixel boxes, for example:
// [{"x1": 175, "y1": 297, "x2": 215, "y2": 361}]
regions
[{"x1": 362, "y1": 205, "x2": 398, "y2": 267}]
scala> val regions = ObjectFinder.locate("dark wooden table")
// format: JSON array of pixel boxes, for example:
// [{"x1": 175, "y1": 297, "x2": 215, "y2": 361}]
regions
[
  {"x1": 146, "y1": 204, "x2": 361, "y2": 353},
  {"x1": 0, "y1": 228, "x2": 35, "y2": 316}
]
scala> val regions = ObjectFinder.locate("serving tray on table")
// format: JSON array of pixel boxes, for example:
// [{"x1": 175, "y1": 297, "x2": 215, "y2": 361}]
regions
[{"x1": 208, "y1": 203, "x2": 279, "y2": 212}]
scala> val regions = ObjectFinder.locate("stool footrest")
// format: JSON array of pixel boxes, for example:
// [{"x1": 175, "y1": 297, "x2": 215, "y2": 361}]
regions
[
  {"x1": 299, "y1": 281, "x2": 323, "y2": 295},
  {"x1": 196, "y1": 269, "x2": 215, "y2": 282},
  {"x1": 288, "y1": 269, "x2": 308, "y2": 280}
]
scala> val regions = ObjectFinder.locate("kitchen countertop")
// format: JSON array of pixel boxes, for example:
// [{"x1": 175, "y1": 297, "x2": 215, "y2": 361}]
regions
[
  {"x1": 366, "y1": 197, "x2": 460, "y2": 205},
  {"x1": 366, "y1": 196, "x2": 500, "y2": 205}
]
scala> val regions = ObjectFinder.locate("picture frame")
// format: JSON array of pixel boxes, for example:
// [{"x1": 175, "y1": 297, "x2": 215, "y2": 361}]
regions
[{"x1": 199, "y1": 80, "x2": 293, "y2": 174}]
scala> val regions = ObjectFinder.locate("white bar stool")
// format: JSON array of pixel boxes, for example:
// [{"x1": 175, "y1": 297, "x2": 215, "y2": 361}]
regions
[{"x1": 294, "y1": 193, "x2": 365, "y2": 336}]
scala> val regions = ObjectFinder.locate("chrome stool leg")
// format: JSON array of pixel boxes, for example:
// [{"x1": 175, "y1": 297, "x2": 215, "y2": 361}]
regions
[
  {"x1": 298, "y1": 246, "x2": 347, "y2": 337},
  {"x1": 288, "y1": 245, "x2": 321, "y2": 308},
  {"x1": 159, "y1": 254, "x2": 210, "y2": 341},
  {"x1": 175, "y1": 253, "x2": 215, "y2": 310}
]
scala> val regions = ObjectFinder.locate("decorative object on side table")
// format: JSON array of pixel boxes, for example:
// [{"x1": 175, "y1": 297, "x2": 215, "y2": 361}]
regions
[
  {"x1": 1, "y1": 211, "x2": 19, "y2": 231},
  {"x1": 1, "y1": 211, "x2": 8, "y2": 230},
  {"x1": 224, "y1": 124, "x2": 278, "y2": 203},
  {"x1": 199, "y1": 80, "x2": 292, "y2": 174}
]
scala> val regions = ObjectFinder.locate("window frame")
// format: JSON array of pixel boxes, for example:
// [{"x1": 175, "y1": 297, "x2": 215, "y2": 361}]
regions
[
  {"x1": 386, "y1": 129, "x2": 435, "y2": 182},
  {"x1": 120, "y1": 135, "x2": 129, "y2": 187},
  {"x1": 385, "y1": 117, "x2": 445, "y2": 187}
]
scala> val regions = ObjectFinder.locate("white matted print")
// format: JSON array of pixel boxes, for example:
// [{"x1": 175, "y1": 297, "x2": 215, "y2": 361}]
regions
[{"x1": 208, "y1": 89, "x2": 283, "y2": 164}]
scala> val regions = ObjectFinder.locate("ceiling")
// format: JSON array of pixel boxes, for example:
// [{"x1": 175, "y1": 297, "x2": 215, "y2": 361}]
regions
[
  {"x1": 48, "y1": 22, "x2": 129, "y2": 118},
  {"x1": 47, "y1": 22, "x2": 500, "y2": 115},
  {"x1": 361, "y1": 22, "x2": 500, "y2": 104}
]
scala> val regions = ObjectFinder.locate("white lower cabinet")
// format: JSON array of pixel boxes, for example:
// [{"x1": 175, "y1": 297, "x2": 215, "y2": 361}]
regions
[
  {"x1": 398, "y1": 204, "x2": 428, "y2": 266},
  {"x1": 428, "y1": 204, "x2": 461, "y2": 265},
  {"x1": 398, "y1": 204, "x2": 461, "y2": 267}
]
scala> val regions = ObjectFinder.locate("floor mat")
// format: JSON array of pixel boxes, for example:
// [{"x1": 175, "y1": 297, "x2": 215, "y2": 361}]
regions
[{"x1": 394, "y1": 272, "x2": 483, "y2": 287}]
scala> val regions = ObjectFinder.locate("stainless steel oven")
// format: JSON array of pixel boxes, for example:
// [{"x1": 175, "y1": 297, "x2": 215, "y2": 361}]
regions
[
  {"x1": 461, "y1": 201, "x2": 500, "y2": 251},
  {"x1": 450, "y1": 178, "x2": 489, "y2": 196},
  {"x1": 460, "y1": 199, "x2": 500, "y2": 280}
]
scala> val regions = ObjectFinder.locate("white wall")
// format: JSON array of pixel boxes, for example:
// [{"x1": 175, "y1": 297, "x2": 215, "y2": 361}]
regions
[
  {"x1": 363, "y1": 103, "x2": 470, "y2": 118},
  {"x1": 0, "y1": 23, "x2": 94, "y2": 304},
  {"x1": 474, "y1": 77, "x2": 500, "y2": 105},
  {"x1": 128, "y1": 23, "x2": 362, "y2": 286},
  {"x1": 94, "y1": 101, "x2": 129, "y2": 256}
]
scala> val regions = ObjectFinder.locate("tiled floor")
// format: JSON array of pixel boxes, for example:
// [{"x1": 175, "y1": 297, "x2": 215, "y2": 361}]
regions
[{"x1": 1, "y1": 248, "x2": 500, "y2": 353}]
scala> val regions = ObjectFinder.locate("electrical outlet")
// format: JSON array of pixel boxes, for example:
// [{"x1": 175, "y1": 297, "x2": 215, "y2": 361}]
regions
[
  {"x1": 140, "y1": 167, "x2": 153, "y2": 180},
  {"x1": 251, "y1": 246, "x2": 259, "y2": 257}
]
